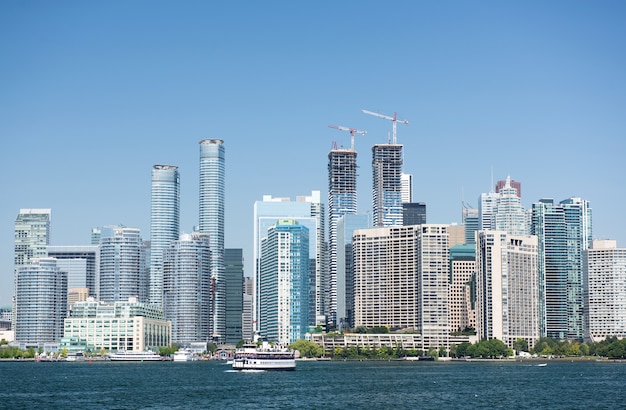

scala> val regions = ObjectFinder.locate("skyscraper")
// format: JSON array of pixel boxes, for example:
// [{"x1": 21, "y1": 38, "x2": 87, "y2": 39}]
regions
[
  {"x1": 224, "y1": 248, "x2": 243, "y2": 344},
  {"x1": 584, "y1": 240, "x2": 626, "y2": 342},
  {"x1": 162, "y1": 232, "x2": 211, "y2": 346},
  {"x1": 149, "y1": 165, "x2": 180, "y2": 306},
  {"x1": 462, "y1": 202, "x2": 479, "y2": 245},
  {"x1": 402, "y1": 202, "x2": 426, "y2": 226},
  {"x1": 328, "y1": 146, "x2": 357, "y2": 327},
  {"x1": 15, "y1": 258, "x2": 67, "y2": 345},
  {"x1": 532, "y1": 198, "x2": 592, "y2": 340},
  {"x1": 199, "y1": 139, "x2": 225, "y2": 343},
  {"x1": 99, "y1": 226, "x2": 147, "y2": 303},
  {"x1": 47, "y1": 245, "x2": 99, "y2": 299},
  {"x1": 401, "y1": 173, "x2": 413, "y2": 203},
  {"x1": 372, "y1": 144, "x2": 403, "y2": 227},
  {"x1": 449, "y1": 244, "x2": 476, "y2": 333},
  {"x1": 254, "y1": 192, "x2": 324, "y2": 329},
  {"x1": 259, "y1": 220, "x2": 309, "y2": 345},
  {"x1": 496, "y1": 178, "x2": 521, "y2": 198},
  {"x1": 494, "y1": 177, "x2": 528, "y2": 236},
  {"x1": 476, "y1": 231, "x2": 539, "y2": 349}
]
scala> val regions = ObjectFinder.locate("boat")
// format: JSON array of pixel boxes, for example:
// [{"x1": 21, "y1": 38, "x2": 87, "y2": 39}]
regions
[
  {"x1": 232, "y1": 337, "x2": 296, "y2": 371},
  {"x1": 536, "y1": 363, "x2": 548, "y2": 367},
  {"x1": 107, "y1": 350, "x2": 163, "y2": 361},
  {"x1": 173, "y1": 348, "x2": 196, "y2": 362}
]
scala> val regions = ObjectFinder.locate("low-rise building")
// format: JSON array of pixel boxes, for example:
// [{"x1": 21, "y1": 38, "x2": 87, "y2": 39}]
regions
[{"x1": 64, "y1": 297, "x2": 171, "y2": 353}]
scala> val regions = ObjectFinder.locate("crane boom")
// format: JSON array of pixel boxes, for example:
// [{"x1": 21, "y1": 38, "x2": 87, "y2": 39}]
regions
[
  {"x1": 361, "y1": 109, "x2": 409, "y2": 144},
  {"x1": 328, "y1": 124, "x2": 367, "y2": 151}
]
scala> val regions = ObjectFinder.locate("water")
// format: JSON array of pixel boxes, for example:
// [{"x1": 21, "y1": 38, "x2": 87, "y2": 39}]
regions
[{"x1": 1, "y1": 360, "x2": 624, "y2": 409}]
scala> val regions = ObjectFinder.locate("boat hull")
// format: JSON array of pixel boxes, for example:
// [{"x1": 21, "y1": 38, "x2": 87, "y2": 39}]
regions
[{"x1": 232, "y1": 358, "x2": 296, "y2": 371}]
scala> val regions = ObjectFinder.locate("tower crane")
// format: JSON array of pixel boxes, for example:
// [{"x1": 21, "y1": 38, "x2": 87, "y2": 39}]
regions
[
  {"x1": 328, "y1": 125, "x2": 367, "y2": 151},
  {"x1": 361, "y1": 109, "x2": 409, "y2": 144}
]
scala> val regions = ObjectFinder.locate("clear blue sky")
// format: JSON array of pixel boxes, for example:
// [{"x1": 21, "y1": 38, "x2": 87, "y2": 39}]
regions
[{"x1": 1, "y1": 1, "x2": 625, "y2": 307}]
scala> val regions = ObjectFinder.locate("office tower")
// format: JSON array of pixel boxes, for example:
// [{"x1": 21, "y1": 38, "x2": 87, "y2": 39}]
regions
[
  {"x1": 162, "y1": 232, "x2": 211, "y2": 346},
  {"x1": 372, "y1": 144, "x2": 403, "y2": 227},
  {"x1": 47, "y1": 245, "x2": 99, "y2": 300},
  {"x1": 14, "y1": 209, "x2": 51, "y2": 268},
  {"x1": 224, "y1": 248, "x2": 243, "y2": 344},
  {"x1": 476, "y1": 231, "x2": 539, "y2": 349},
  {"x1": 99, "y1": 226, "x2": 147, "y2": 303},
  {"x1": 242, "y1": 277, "x2": 253, "y2": 341},
  {"x1": 462, "y1": 203, "x2": 479, "y2": 245},
  {"x1": 91, "y1": 228, "x2": 101, "y2": 245},
  {"x1": 449, "y1": 245, "x2": 476, "y2": 333},
  {"x1": 15, "y1": 258, "x2": 67, "y2": 345},
  {"x1": 352, "y1": 224, "x2": 449, "y2": 350},
  {"x1": 402, "y1": 202, "x2": 426, "y2": 226},
  {"x1": 254, "y1": 192, "x2": 324, "y2": 328},
  {"x1": 259, "y1": 220, "x2": 310, "y2": 345},
  {"x1": 328, "y1": 146, "x2": 357, "y2": 328},
  {"x1": 199, "y1": 139, "x2": 225, "y2": 343},
  {"x1": 149, "y1": 165, "x2": 180, "y2": 306},
  {"x1": 478, "y1": 192, "x2": 498, "y2": 231},
  {"x1": 496, "y1": 178, "x2": 521, "y2": 198},
  {"x1": 336, "y1": 214, "x2": 370, "y2": 329},
  {"x1": 532, "y1": 198, "x2": 592, "y2": 340},
  {"x1": 493, "y1": 177, "x2": 528, "y2": 236},
  {"x1": 584, "y1": 240, "x2": 626, "y2": 342},
  {"x1": 401, "y1": 173, "x2": 413, "y2": 203}
]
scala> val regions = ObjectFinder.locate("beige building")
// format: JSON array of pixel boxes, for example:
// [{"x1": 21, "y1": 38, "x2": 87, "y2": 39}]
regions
[
  {"x1": 352, "y1": 224, "x2": 450, "y2": 350},
  {"x1": 449, "y1": 245, "x2": 476, "y2": 333},
  {"x1": 476, "y1": 231, "x2": 539, "y2": 349},
  {"x1": 63, "y1": 297, "x2": 171, "y2": 353}
]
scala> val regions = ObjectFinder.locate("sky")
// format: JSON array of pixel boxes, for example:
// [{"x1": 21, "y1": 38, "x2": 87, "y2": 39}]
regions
[{"x1": 1, "y1": 1, "x2": 625, "y2": 307}]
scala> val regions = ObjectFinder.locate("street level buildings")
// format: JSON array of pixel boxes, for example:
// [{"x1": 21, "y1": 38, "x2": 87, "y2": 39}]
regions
[{"x1": 584, "y1": 240, "x2": 626, "y2": 342}]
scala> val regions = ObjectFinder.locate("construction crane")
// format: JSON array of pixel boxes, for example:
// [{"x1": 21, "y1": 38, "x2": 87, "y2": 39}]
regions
[
  {"x1": 328, "y1": 125, "x2": 367, "y2": 151},
  {"x1": 361, "y1": 109, "x2": 409, "y2": 144}
]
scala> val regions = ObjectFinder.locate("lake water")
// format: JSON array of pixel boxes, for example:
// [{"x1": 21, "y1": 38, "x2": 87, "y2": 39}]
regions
[{"x1": 1, "y1": 360, "x2": 624, "y2": 409}]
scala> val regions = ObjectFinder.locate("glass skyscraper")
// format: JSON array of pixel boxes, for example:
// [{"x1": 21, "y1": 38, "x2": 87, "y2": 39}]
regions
[
  {"x1": 15, "y1": 258, "x2": 67, "y2": 345},
  {"x1": 99, "y1": 226, "x2": 147, "y2": 303},
  {"x1": 328, "y1": 147, "x2": 357, "y2": 327},
  {"x1": 259, "y1": 219, "x2": 309, "y2": 345},
  {"x1": 199, "y1": 139, "x2": 225, "y2": 343},
  {"x1": 162, "y1": 232, "x2": 211, "y2": 346},
  {"x1": 149, "y1": 164, "x2": 180, "y2": 306},
  {"x1": 372, "y1": 144, "x2": 403, "y2": 227},
  {"x1": 47, "y1": 245, "x2": 99, "y2": 298},
  {"x1": 14, "y1": 209, "x2": 51, "y2": 269},
  {"x1": 224, "y1": 248, "x2": 243, "y2": 344}
]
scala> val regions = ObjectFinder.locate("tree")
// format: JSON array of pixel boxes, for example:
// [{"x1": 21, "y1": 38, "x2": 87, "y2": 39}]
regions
[
  {"x1": 289, "y1": 339, "x2": 323, "y2": 358},
  {"x1": 513, "y1": 338, "x2": 528, "y2": 353}
]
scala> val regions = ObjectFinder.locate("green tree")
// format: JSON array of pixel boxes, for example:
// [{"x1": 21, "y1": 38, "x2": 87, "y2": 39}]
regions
[
  {"x1": 289, "y1": 339, "x2": 323, "y2": 358},
  {"x1": 513, "y1": 338, "x2": 528, "y2": 353}
]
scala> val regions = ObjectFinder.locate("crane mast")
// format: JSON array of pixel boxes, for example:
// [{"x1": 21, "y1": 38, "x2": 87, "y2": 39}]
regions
[{"x1": 361, "y1": 109, "x2": 409, "y2": 144}]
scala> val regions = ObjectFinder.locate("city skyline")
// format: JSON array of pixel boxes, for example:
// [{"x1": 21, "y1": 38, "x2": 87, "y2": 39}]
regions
[{"x1": 2, "y1": 2, "x2": 625, "y2": 307}]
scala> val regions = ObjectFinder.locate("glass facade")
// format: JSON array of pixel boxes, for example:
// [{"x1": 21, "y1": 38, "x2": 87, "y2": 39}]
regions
[
  {"x1": 224, "y1": 248, "x2": 243, "y2": 344},
  {"x1": 47, "y1": 245, "x2": 99, "y2": 299},
  {"x1": 372, "y1": 144, "x2": 403, "y2": 228},
  {"x1": 199, "y1": 139, "x2": 225, "y2": 343},
  {"x1": 149, "y1": 165, "x2": 180, "y2": 306}
]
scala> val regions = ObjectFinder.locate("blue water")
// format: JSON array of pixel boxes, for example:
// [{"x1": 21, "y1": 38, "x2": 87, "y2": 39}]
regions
[{"x1": 0, "y1": 360, "x2": 624, "y2": 409}]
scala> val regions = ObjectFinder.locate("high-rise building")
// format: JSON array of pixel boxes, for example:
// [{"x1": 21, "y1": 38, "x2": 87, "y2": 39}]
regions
[
  {"x1": 336, "y1": 214, "x2": 370, "y2": 329},
  {"x1": 15, "y1": 258, "x2": 67, "y2": 345},
  {"x1": 402, "y1": 202, "x2": 426, "y2": 226},
  {"x1": 162, "y1": 233, "x2": 211, "y2": 346},
  {"x1": 352, "y1": 224, "x2": 450, "y2": 350},
  {"x1": 476, "y1": 231, "x2": 539, "y2": 349},
  {"x1": 496, "y1": 178, "x2": 521, "y2": 198},
  {"x1": 47, "y1": 245, "x2": 99, "y2": 300},
  {"x1": 401, "y1": 173, "x2": 413, "y2": 203},
  {"x1": 199, "y1": 139, "x2": 225, "y2": 343},
  {"x1": 99, "y1": 226, "x2": 147, "y2": 303},
  {"x1": 494, "y1": 177, "x2": 528, "y2": 236},
  {"x1": 584, "y1": 240, "x2": 626, "y2": 342},
  {"x1": 259, "y1": 220, "x2": 309, "y2": 345},
  {"x1": 14, "y1": 209, "x2": 51, "y2": 268},
  {"x1": 449, "y1": 245, "x2": 476, "y2": 333},
  {"x1": 149, "y1": 165, "x2": 180, "y2": 306},
  {"x1": 242, "y1": 277, "x2": 253, "y2": 341},
  {"x1": 224, "y1": 248, "x2": 243, "y2": 344},
  {"x1": 462, "y1": 202, "x2": 479, "y2": 245},
  {"x1": 372, "y1": 144, "x2": 403, "y2": 227},
  {"x1": 532, "y1": 198, "x2": 592, "y2": 340},
  {"x1": 328, "y1": 146, "x2": 357, "y2": 328},
  {"x1": 478, "y1": 192, "x2": 498, "y2": 231},
  {"x1": 254, "y1": 192, "x2": 324, "y2": 328}
]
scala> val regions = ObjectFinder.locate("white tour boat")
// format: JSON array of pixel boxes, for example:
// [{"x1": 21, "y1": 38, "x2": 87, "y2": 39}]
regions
[
  {"x1": 107, "y1": 350, "x2": 163, "y2": 361},
  {"x1": 232, "y1": 337, "x2": 296, "y2": 371},
  {"x1": 173, "y1": 348, "x2": 196, "y2": 362}
]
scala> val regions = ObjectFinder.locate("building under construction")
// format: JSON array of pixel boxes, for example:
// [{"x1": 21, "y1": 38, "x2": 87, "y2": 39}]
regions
[{"x1": 372, "y1": 144, "x2": 403, "y2": 227}]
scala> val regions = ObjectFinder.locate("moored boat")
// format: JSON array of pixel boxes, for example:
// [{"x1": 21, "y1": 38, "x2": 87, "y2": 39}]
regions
[{"x1": 107, "y1": 350, "x2": 163, "y2": 361}]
